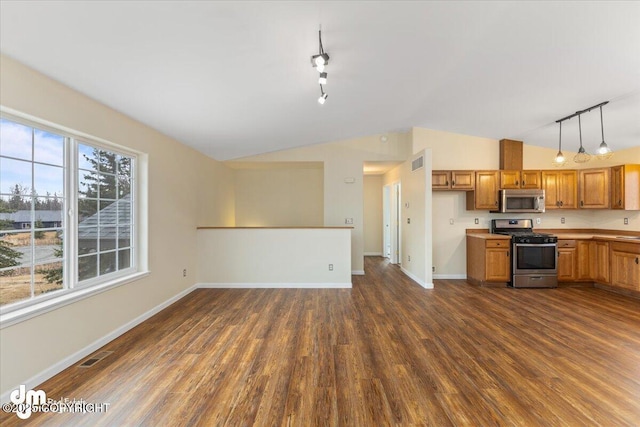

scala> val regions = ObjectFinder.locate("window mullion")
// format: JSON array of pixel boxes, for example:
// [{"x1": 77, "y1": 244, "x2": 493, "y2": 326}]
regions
[
  {"x1": 30, "y1": 128, "x2": 36, "y2": 298},
  {"x1": 66, "y1": 138, "x2": 78, "y2": 289}
]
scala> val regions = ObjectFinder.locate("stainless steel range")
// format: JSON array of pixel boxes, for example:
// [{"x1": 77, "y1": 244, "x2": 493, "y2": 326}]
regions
[{"x1": 490, "y1": 219, "x2": 558, "y2": 288}]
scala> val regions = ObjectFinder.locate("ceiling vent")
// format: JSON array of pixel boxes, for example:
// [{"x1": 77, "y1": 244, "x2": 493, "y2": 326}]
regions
[{"x1": 411, "y1": 156, "x2": 424, "y2": 172}]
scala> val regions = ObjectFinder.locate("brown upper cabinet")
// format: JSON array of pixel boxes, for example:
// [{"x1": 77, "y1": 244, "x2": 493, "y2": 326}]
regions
[
  {"x1": 578, "y1": 168, "x2": 610, "y2": 209},
  {"x1": 611, "y1": 164, "x2": 640, "y2": 210},
  {"x1": 432, "y1": 170, "x2": 475, "y2": 190},
  {"x1": 499, "y1": 170, "x2": 541, "y2": 189},
  {"x1": 542, "y1": 170, "x2": 578, "y2": 209},
  {"x1": 466, "y1": 171, "x2": 499, "y2": 210}
]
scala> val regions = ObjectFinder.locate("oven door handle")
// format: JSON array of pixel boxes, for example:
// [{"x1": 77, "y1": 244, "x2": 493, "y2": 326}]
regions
[{"x1": 513, "y1": 243, "x2": 557, "y2": 248}]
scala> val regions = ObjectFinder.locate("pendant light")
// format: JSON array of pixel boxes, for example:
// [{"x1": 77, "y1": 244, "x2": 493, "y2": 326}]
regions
[
  {"x1": 573, "y1": 114, "x2": 591, "y2": 163},
  {"x1": 595, "y1": 105, "x2": 613, "y2": 160},
  {"x1": 552, "y1": 121, "x2": 566, "y2": 167},
  {"x1": 555, "y1": 100, "x2": 612, "y2": 164}
]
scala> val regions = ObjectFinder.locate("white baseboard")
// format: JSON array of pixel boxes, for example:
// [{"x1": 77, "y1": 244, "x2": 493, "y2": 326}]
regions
[
  {"x1": 364, "y1": 252, "x2": 383, "y2": 256},
  {"x1": 434, "y1": 274, "x2": 467, "y2": 280},
  {"x1": 351, "y1": 270, "x2": 365, "y2": 276},
  {"x1": 400, "y1": 267, "x2": 434, "y2": 289},
  {"x1": 197, "y1": 282, "x2": 352, "y2": 289},
  {"x1": 1, "y1": 284, "x2": 198, "y2": 404}
]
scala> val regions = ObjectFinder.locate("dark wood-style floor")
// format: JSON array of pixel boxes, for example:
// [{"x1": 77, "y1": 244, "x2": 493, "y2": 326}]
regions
[{"x1": 3, "y1": 257, "x2": 640, "y2": 426}]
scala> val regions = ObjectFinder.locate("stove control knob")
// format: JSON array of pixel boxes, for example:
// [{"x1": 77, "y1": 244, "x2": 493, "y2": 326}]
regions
[{"x1": 524, "y1": 238, "x2": 530, "y2": 243}]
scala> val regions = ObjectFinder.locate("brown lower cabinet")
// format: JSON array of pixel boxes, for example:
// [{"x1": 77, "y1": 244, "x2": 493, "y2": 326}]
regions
[
  {"x1": 468, "y1": 234, "x2": 637, "y2": 293},
  {"x1": 467, "y1": 236, "x2": 511, "y2": 285},
  {"x1": 557, "y1": 240, "x2": 578, "y2": 281},
  {"x1": 610, "y1": 242, "x2": 640, "y2": 291},
  {"x1": 558, "y1": 239, "x2": 612, "y2": 286}
]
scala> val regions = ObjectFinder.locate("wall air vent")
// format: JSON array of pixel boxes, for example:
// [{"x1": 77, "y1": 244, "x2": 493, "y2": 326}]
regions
[
  {"x1": 411, "y1": 156, "x2": 424, "y2": 172},
  {"x1": 78, "y1": 351, "x2": 113, "y2": 368}
]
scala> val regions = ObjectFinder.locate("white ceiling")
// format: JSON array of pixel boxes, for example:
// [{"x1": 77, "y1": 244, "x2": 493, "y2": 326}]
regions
[{"x1": 1, "y1": 1, "x2": 639, "y2": 161}]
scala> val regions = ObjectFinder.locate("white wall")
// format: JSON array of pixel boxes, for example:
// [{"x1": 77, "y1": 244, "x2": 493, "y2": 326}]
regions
[
  {"x1": 233, "y1": 165, "x2": 323, "y2": 227},
  {"x1": 197, "y1": 228, "x2": 351, "y2": 286},
  {"x1": 231, "y1": 133, "x2": 412, "y2": 274},
  {"x1": 0, "y1": 55, "x2": 235, "y2": 397},
  {"x1": 382, "y1": 149, "x2": 433, "y2": 288},
  {"x1": 363, "y1": 175, "x2": 383, "y2": 255}
]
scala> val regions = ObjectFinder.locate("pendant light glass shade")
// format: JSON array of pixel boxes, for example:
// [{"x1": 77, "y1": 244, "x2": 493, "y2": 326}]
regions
[
  {"x1": 552, "y1": 121, "x2": 567, "y2": 167},
  {"x1": 595, "y1": 106, "x2": 613, "y2": 160},
  {"x1": 573, "y1": 114, "x2": 591, "y2": 163}
]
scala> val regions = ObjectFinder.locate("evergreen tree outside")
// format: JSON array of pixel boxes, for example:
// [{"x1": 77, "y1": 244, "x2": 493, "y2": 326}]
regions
[
  {"x1": 34, "y1": 220, "x2": 45, "y2": 239},
  {"x1": 0, "y1": 240, "x2": 22, "y2": 270},
  {"x1": 40, "y1": 244, "x2": 63, "y2": 286}
]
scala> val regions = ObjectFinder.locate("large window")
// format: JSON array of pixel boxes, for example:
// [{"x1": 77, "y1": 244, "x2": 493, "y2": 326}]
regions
[{"x1": 0, "y1": 115, "x2": 138, "y2": 313}]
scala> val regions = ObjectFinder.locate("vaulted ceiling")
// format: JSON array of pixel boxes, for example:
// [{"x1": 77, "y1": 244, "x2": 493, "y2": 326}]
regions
[{"x1": 1, "y1": 1, "x2": 638, "y2": 161}]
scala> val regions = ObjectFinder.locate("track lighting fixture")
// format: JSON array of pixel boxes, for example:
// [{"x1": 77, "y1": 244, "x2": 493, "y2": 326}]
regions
[
  {"x1": 553, "y1": 100, "x2": 612, "y2": 165},
  {"x1": 318, "y1": 86, "x2": 328, "y2": 105},
  {"x1": 311, "y1": 27, "x2": 330, "y2": 103}
]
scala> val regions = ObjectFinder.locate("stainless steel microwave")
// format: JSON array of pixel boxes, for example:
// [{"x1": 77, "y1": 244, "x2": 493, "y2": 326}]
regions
[{"x1": 495, "y1": 189, "x2": 545, "y2": 213}]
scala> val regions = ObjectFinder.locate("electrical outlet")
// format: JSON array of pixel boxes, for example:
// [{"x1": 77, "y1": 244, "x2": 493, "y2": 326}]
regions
[
  {"x1": 432, "y1": 266, "x2": 435, "y2": 272},
  {"x1": 624, "y1": 218, "x2": 629, "y2": 225},
  {"x1": 183, "y1": 269, "x2": 187, "y2": 277},
  {"x1": 328, "y1": 264, "x2": 333, "y2": 271},
  {"x1": 474, "y1": 218, "x2": 479, "y2": 225},
  {"x1": 407, "y1": 218, "x2": 411, "y2": 224},
  {"x1": 345, "y1": 218, "x2": 353, "y2": 225},
  {"x1": 408, "y1": 255, "x2": 411, "y2": 262},
  {"x1": 536, "y1": 218, "x2": 541, "y2": 225},
  {"x1": 561, "y1": 217, "x2": 565, "y2": 224},
  {"x1": 449, "y1": 218, "x2": 454, "y2": 225}
]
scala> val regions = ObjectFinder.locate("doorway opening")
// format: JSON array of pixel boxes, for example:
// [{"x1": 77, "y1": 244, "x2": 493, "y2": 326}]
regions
[{"x1": 383, "y1": 182, "x2": 401, "y2": 264}]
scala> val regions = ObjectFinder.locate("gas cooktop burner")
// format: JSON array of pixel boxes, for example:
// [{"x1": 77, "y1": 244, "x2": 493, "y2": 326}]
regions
[
  {"x1": 496, "y1": 231, "x2": 557, "y2": 243},
  {"x1": 490, "y1": 219, "x2": 557, "y2": 243}
]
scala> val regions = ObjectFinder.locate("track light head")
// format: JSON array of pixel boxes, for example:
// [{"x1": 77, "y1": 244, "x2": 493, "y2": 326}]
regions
[
  {"x1": 311, "y1": 53, "x2": 330, "y2": 68},
  {"x1": 318, "y1": 85, "x2": 328, "y2": 104},
  {"x1": 318, "y1": 72, "x2": 327, "y2": 85}
]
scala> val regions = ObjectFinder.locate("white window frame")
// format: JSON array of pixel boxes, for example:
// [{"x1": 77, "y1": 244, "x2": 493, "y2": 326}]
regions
[{"x1": 0, "y1": 108, "x2": 149, "y2": 328}]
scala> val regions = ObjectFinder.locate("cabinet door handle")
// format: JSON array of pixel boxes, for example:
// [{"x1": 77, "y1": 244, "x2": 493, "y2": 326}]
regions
[
  {"x1": 522, "y1": 181, "x2": 525, "y2": 186},
  {"x1": 619, "y1": 200, "x2": 622, "y2": 206},
  {"x1": 580, "y1": 200, "x2": 584, "y2": 207},
  {"x1": 636, "y1": 257, "x2": 639, "y2": 265},
  {"x1": 452, "y1": 180, "x2": 455, "y2": 186},
  {"x1": 495, "y1": 201, "x2": 498, "y2": 206},
  {"x1": 506, "y1": 251, "x2": 509, "y2": 257},
  {"x1": 515, "y1": 180, "x2": 519, "y2": 186},
  {"x1": 445, "y1": 180, "x2": 449, "y2": 186},
  {"x1": 556, "y1": 201, "x2": 560, "y2": 207},
  {"x1": 560, "y1": 201, "x2": 564, "y2": 207}
]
